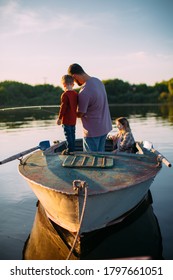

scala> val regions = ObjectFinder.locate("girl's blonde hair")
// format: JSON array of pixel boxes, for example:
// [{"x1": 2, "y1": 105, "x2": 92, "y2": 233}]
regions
[{"x1": 115, "y1": 117, "x2": 131, "y2": 132}]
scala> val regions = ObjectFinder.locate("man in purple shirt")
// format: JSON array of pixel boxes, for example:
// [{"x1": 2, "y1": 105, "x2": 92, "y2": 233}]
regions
[{"x1": 68, "y1": 63, "x2": 112, "y2": 152}]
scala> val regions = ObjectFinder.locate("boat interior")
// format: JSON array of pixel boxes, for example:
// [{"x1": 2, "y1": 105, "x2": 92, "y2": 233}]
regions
[{"x1": 53, "y1": 138, "x2": 115, "y2": 153}]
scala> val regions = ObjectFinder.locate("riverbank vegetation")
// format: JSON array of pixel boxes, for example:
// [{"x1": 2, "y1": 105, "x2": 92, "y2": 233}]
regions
[{"x1": 0, "y1": 78, "x2": 173, "y2": 108}]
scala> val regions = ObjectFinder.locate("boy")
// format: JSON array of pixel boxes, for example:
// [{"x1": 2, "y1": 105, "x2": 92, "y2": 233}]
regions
[{"x1": 56, "y1": 75, "x2": 78, "y2": 154}]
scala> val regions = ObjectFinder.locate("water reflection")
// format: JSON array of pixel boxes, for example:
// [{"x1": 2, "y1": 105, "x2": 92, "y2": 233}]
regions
[
  {"x1": 109, "y1": 104, "x2": 173, "y2": 125},
  {"x1": 0, "y1": 106, "x2": 58, "y2": 129},
  {"x1": 1, "y1": 104, "x2": 173, "y2": 130},
  {"x1": 23, "y1": 192, "x2": 163, "y2": 260}
]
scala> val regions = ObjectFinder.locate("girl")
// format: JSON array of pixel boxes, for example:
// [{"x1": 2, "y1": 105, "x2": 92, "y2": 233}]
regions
[{"x1": 110, "y1": 117, "x2": 136, "y2": 153}]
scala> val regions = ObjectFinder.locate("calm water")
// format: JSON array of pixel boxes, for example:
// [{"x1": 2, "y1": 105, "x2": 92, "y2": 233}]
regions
[{"x1": 0, "y1": 104, "x2": 173, "y2": 260}]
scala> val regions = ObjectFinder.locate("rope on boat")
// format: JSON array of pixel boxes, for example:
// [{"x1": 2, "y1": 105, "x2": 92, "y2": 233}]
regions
[{"x1": 66, "y1": 181, "x2": 88, "y2": 260}]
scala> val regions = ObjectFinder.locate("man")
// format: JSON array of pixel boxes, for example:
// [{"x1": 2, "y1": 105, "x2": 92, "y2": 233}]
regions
[{"x1": 68, "y1": 63, "x2": 112, "y2": 152}]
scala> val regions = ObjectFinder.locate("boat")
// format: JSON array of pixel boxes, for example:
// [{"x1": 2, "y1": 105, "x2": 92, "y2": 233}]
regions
[
  {"x1": 18, "y1": 138, "x2": 171, "y2": 234},
  {"x1": 23, "y1": 191, "x2": 163, "y2": 260}
]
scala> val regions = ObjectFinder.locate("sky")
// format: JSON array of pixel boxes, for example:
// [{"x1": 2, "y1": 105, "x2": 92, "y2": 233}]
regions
[{"x1": 0, "y1": 0, "x2": 173, "y2": 87}]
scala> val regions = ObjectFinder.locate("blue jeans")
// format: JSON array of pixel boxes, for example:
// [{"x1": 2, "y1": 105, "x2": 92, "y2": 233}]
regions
[
  {"x1": 62, "y1": 125, "x2": 76, "y2": 152},
  {"x1": 83, "y1": 134, "x2": 107, "y2": 152}
]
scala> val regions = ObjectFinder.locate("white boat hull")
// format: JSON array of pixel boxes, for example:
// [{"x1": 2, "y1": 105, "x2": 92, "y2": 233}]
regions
[{"x1": 24, "y1": 176, "x2": 154, "y2": 233}]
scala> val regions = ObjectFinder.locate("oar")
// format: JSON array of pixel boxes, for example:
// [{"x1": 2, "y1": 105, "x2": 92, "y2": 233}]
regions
[
  {"x1": 150, "y1": 148, "x2": 172, "y2": 168},
  {"x1": 0, "y1": 140, "x2": 50, "y2": 165},
  {"x1": 139, "y1": 141, "x2": 172, "y2": 168}
]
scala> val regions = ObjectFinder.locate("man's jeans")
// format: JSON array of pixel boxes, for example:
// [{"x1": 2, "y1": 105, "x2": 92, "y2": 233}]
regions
[{"x1": 83, "y1": 134, "x2": 107, "y2": 152}]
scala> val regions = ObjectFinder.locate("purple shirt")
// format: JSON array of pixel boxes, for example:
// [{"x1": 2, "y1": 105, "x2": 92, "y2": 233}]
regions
[{"x1": 78, "y1": 77, "x2": 112, "y2": 137}]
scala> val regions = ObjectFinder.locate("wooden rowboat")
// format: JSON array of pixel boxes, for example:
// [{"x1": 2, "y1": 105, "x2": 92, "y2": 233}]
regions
[{"x1": 18, "y1": 139, "x2": 171, "y2": 234}]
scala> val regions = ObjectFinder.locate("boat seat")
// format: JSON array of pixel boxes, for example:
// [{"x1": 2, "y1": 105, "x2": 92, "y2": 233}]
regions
[{"x1": 62, "y1": 155, "x2": 114, "y2": 168}]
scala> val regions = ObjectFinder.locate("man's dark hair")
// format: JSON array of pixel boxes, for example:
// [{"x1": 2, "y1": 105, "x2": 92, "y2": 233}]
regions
[{"x1": 68, "y1": 63, "x2": 85, "y2": 75}]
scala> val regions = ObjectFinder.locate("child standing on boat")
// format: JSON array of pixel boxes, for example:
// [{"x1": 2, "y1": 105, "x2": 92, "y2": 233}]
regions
[
  {"x1": 109, "y1": 117, "x2": 136, "y2": 153},
  {"x1": 56, "y1": 75, "x2": 78, "y2": 154}
]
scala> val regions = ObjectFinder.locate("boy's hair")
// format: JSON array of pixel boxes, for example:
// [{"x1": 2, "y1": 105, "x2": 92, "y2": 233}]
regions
[
  {"x1": 61, "y1": 74, "x2": 74, "y2": 85},
  {"x1": 68, "y1": 63, "x2": 85, "y2": 75}
]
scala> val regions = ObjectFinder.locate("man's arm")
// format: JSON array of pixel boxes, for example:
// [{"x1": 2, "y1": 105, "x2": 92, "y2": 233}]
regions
[{"x1": 77, "y1": 111, "x2": 84, "y2": 118}]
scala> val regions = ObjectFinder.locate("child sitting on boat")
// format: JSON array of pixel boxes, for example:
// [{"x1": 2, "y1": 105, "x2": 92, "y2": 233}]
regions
[{"x1": 108, "y1": 117, "x2": 136, "y2": 153}]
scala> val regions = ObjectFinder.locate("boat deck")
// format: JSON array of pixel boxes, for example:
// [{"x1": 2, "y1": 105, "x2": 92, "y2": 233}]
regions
[{"x1": 19, "y1": 139, "x2": 160, "y2": 195}]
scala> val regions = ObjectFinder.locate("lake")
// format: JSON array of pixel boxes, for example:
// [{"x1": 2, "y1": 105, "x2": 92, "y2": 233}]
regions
[{"x1": 0, "y1": 104, "x2": 173, "y2": 260}]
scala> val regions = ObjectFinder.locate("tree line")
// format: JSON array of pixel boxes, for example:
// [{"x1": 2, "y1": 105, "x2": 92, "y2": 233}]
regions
[{"x1": 0, "y1": 78, "x2": 173, "y2": 108}]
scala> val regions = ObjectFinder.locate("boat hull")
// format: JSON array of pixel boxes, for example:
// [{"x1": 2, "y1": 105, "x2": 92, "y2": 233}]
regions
[
  {"x1": 23, "y1": 194, "x2": 163, "y2": 260},
  {"x1": 25, "y1": 177, "x2": 155, "y2": 233},
  {"x1": 19, "y1": 139, "x2": 161, "y2": 233}
]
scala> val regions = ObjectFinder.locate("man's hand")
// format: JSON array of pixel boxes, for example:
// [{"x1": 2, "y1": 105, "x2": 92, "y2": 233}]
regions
[{"x1": 77, "y1": 111, "x2": 84, "y2": 118}]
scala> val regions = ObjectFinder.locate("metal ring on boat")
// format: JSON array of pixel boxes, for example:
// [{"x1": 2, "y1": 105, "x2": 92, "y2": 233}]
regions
[{"x1": 72, "y1": 180, "x2": 88, "y2": 193}]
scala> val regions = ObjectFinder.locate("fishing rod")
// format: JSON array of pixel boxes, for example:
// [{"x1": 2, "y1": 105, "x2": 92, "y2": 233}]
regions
[{"x1": 0, "y1": 105, "x2": 60, "y2": 114}]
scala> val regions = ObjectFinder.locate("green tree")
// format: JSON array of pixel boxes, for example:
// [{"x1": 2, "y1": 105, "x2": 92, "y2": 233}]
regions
[
  {"x1": 0, "y1": 78, "x2": 172, "y2": 108},
  {"x1": 168, "y1": 78, "x2": 173, "y2": 95}
]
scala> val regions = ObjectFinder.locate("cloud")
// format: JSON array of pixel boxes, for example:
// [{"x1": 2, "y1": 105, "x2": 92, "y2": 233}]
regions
[
  {"x1": 0, "y1": 0, "x2": 92, "y2": 37},
  {"x1": 0, "y1": 1, "x2": 39, "y2": 35}
]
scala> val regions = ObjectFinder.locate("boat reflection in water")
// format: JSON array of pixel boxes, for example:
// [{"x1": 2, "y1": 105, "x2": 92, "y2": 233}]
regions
[{"x1": 23, "y1": 191, "x2": 163, "y2": 260}]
